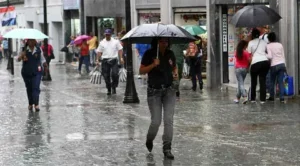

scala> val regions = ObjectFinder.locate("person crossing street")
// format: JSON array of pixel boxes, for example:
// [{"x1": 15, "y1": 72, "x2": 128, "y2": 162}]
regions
[{"x1": 96, "y1": 29, "x2": 124, "y2": 95}]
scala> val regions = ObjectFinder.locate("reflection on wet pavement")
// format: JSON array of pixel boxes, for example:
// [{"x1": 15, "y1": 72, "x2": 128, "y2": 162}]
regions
[{"x1": 1, "y1": 61, "x2": 300, "y2": 165}]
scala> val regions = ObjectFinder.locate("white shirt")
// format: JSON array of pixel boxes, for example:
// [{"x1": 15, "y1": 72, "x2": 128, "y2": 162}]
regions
[
  {"x1": 96, "y1": 38, "x2": 123, "y2": 59},
  {"x1": 259, "y1": 33, "x2": 269, "y2": 43},
  {"x1": 247, "y1": 38, "x2": 268, "y2": 65}
]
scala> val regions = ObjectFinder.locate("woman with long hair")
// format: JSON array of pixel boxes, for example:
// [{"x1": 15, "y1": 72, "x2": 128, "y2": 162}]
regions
[
  {"x1": 234, "y1": 40, "x2": 251, "y2": 104},
  {"x1": 247, "y1": 28, "x2": 270, "y2": 104}
]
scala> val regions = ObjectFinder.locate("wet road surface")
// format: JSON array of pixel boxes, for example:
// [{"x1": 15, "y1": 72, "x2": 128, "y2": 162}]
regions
[{"x1": 1, "y1": 60, "x2": 300, "y2": 165}]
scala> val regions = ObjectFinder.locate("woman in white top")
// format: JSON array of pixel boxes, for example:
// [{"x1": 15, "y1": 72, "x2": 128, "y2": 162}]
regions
[
  {"x1": 266, "y1": 32, "x2": 286, "y2": 103},
  {"x1": 247, "y1": 28, "x2": 270, "y2": 104}
]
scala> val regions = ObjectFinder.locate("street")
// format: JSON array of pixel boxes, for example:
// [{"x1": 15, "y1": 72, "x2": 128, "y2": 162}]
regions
[{"x1": 1, "y1": 60, "x2": 300, "y2": 166}]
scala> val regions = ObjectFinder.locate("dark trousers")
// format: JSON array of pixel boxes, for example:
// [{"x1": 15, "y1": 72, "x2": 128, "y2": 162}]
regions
[
  {"x1": 4, "y1": 49, "x2": 9, "y2": 59},
  {"x1": 78, "y1": 56, "x2": 90, "y2": 73},
  {"x1": 22, "y1": 72, "x2": 42, "y2": 106},
  {"x1": 250, "y1": 61, "x2": 270, "y2": 101},
  {"x1": 269, "y1": 63, "x2": 286, "y2": 100},
  {"x1": 190, "y1": 58, "x2": 203, "y2": 89},
  {"x1": 102, "y1": 59, "x2": 119, "y2": 90},
  {"x1": 43, "y1": 57, "x2": 52, "y2": 80}
]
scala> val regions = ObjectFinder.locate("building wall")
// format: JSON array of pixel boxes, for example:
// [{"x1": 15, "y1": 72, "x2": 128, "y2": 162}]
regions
[
  {"x1": 84, "y1": 0, "x2": 125, "y2": 17},
  {"x1": 24, "y1": 0, "x2": 65, "y2": 62}
]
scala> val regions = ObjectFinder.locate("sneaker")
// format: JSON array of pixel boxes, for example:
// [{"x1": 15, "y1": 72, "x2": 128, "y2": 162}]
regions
[
  {"x1": 192, "y1": 87, "x2": 196, "y2": 92},
  {"x1": 260, "y1": 101, "x2": 266, "y2": 104},
  {"x1": 234, "y1": 99, "x2": 239, "y2": 103},
  {"x1": 164, "y1": 151, "x2": 175, "y2": 160},
  {"x1": 146, "y1": 141, "x2": 153, "y2": 152},
  {"x1": 267, "y1": 97, "x2": 274, "y2": 101},
  {"x1": 280, "y1": 99, "x2": 286, "y2": 103},
  {"x1": 112, "y1": 88, "x2": 116, "y2": 94},
  {"x1": 242, "y1": 97, "x2": 248, "y2": 104},
  {"x1": 251, "y1": 100, "x2": 257, "y2": 104},
  {"x1": 200, "y1": 83, "x2": 203, "y2": 90}
]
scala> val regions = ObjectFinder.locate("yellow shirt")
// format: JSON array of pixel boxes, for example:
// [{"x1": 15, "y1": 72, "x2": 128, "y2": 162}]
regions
[{"x1": 87, "y1": 36, "x2": 98, "y2": 50}]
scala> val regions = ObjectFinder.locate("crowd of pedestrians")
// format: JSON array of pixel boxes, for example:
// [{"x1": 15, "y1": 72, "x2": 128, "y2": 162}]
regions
[{"x1": 233, "y1": 27, "x2": 287, "y2": 104}]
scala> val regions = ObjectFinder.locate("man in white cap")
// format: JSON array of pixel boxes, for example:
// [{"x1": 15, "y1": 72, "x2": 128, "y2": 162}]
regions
[{"x1": 96, "y1": 29, "x2": 124, "y2": 95}]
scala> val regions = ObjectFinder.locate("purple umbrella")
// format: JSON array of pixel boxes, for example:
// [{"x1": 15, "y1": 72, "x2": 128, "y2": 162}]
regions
[{"x1": 74, "y1": 35, "x2": 92, "y2": 45}]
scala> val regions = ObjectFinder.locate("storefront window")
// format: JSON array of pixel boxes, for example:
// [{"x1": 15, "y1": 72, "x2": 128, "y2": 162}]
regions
[{"x1": 138, "y1": 13, "x2": 160, "y2": 24}]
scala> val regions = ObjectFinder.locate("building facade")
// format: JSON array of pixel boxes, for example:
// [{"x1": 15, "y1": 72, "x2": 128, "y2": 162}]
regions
[
  {"x1": 207, "y1": 0, "x2": 300, "y2": 95},
  {"x1": 84, "y1": 0, "x2": 125, "y2": 40},
  {"x1": 131, "y1": 0, "x2": 207, "y2": 74}
]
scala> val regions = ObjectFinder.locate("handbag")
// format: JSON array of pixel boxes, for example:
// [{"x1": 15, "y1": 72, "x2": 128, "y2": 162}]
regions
[
  {"x1": 50, "y1": 50, "x2": 55, "y2": 59},
  {"x1": 283, "y1": 73, "x2": 294, "y2": 96}
]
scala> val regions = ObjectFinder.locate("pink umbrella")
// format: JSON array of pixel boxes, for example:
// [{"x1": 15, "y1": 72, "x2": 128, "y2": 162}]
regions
[{"x1": 74, "y1": 35, "x2": 92, "y2": 45}]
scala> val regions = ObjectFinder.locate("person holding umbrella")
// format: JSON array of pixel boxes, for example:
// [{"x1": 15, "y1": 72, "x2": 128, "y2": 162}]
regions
[
  {"x1": 247, "y1": 28, "x2": 270, "y2": 104},
  {"x1": 140, "y1": 38, "x2": 178, "y2": 160},
  {"x1": 17, "y1": 39, "x2": 47, "y2": 112},
  {"x1": 96, "y1": 29, "x2": 124, "y2": 95},
  {"x1": 77, "y1": 39, "x2": 90, "y2": 75}
]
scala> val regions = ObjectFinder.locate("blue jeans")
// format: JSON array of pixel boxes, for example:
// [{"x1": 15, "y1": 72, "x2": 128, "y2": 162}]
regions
[
  {"x1": 235, "y1": 68, "x2": 248, "y2": 99},
  {"x1": 89, "y1": 49, "x2": 96, "y2": 65},
  {"x1": 269, "y1": 63, "x2": 286, "y2": 100},
  {"x1": 146, "y1": 87, "x2": 176, "y2": 151},
  {"x1": 78, "y1": 56, "x2": 90, "y2": 73},
  {"x1": 22, "y1": 72, "x2": 42, "y2": 105}
]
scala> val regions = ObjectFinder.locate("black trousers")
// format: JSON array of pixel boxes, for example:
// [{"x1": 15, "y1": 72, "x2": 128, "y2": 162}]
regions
[
  {"x1": 250, "y1": 61, "x2": 270, "y2": 101},
  {"x1": 190, "y1": 58, "x2": 203, "y2": 89},
  {"x1": 102, "y1": 59, "x2": 119, "y2": 90}
]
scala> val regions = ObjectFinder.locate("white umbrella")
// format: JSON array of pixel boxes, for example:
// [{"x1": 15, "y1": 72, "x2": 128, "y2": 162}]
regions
[{"x1": 3, "y1": 28, "x2": 49, "y2": 39}]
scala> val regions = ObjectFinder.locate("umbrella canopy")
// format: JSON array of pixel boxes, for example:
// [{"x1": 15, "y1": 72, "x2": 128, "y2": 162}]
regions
[
  {"x1": 121, "y1": 23, "x2": 196, "y2": 44},
  {"x1": 74, "y1": 35, "x2": 92, "y2": 45},
  {"x1": 230, "y1": 5, "x2": 282, "y2": 27},
  {"x1": 3, "y1": 28, "x2": 49, "y2": 39},
  {"x1": 182, "y1": 25, "x2": 206, "y2": 35}
]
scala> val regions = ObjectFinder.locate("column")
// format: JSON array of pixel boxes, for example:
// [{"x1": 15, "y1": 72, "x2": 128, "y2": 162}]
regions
[
  {"x1": 206, "y1": 0, "x2": 222, "y2": 89},
  {"x1": 160, "y1": 0, "x2": 172, "y2": 24}
]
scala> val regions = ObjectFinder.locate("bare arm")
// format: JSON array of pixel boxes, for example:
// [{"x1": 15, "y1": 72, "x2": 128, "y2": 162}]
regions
[
  {"x1": 118, "y1": 49, "x2": 123, "y2": 60},
  {"x1": 139, "y1": 63, "x2": 156, "y2": 75}
]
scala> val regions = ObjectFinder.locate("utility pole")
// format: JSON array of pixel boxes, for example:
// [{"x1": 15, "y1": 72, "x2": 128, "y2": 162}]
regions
[
  {"x1": 80, "y1": 0, "x2": 85, "y2": 34},
  {"x1": 43, "y1": 0, "x2": 51, "y2": 81},
  {"x1": 6, "y1": 0, "x2": 14, "y2": 75},
  {"x1": 123, "y1": 0, "x2": 139, "y2": 104}
]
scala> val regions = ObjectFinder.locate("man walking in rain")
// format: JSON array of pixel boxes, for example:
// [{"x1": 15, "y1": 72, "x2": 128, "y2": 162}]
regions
[
  {"x1": 96, "y1": 29, "x2": 124, "y2": 95},
  {"x1": 140, "y1": 38, "x2": 178, "y2": 160}
]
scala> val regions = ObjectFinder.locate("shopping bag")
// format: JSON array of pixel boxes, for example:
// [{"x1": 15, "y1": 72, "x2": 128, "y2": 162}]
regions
[
  {"x1": 90, "y1": 66, "x2": 102, "y2": 84},
  {"x1": 284, "y1": 74, "x2": 294, "y2": 96},
  {"x1": 119, "y1": 66, "x2": 127, "y2": 82}
]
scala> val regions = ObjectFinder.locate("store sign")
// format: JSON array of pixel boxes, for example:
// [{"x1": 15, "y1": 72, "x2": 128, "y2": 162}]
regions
[
  {"x1": 63, "y1": 0, "x2": 79, "y2": 10},
  {"x1": 222, "y1": 14, "x2": 228, "y2": 52}
]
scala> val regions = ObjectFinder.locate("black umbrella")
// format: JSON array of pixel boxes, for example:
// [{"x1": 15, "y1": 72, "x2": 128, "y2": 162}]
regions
[
  {"x1": 230, "y1": 5, "x2": 282, "y2": 27},
  {"x1": 120, "y1": 23, "x2": 196, "y2": 44}
]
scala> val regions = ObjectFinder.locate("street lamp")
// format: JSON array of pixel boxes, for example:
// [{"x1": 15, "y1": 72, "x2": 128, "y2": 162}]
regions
[
  {"x1": 42, "y1": 0, "x2": 51, "y2": 81},
  {"x1": 123, "y1": 0, "x2": 139, "y2": 104}
]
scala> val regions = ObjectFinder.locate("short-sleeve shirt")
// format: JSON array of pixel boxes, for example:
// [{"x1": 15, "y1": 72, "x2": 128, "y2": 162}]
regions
[
  {"x1": 247, "y1": 38, "x2": 268, "y2": 65},
  {"x1": 141, "y1": 49, "x2": 176, "y2": 88},
  {"x1": 234, "y1": 50, "x2": 251, "y2": 68},
  {"x1": 136, "y1": 44, "x2": 151, "y2": 58},
  {"x1": 87, "y1": 36, "x2": 98, "y2": 50},
  {"x1": 97, "y1": 38, "x2": 123, "y2": 59},
  {"x1": 80, "y1": 44, "x2": 89, "y2": 56}
]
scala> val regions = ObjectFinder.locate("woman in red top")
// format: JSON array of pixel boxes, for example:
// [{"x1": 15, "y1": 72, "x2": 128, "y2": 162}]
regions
[
  {"x1": 234, "y1": 40, "x2": 251, "y2": 104},
  {"x1": 78, "y1": 40, "x2": 90, "y2": 74}
]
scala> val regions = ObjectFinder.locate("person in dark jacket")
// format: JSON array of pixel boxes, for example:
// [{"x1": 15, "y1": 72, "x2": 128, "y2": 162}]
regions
[
  {"x1": 140, "y1": 38, "x2": 178, "y2": 160},
  {"x1": 17, "y1": 39, "x2": 47, "y2": 112}
]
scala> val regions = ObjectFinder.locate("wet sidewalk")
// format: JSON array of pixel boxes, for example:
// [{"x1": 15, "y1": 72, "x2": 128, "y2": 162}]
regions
[{"x1": 0, "y1": 60, "x2": 300, "y2": 165}]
